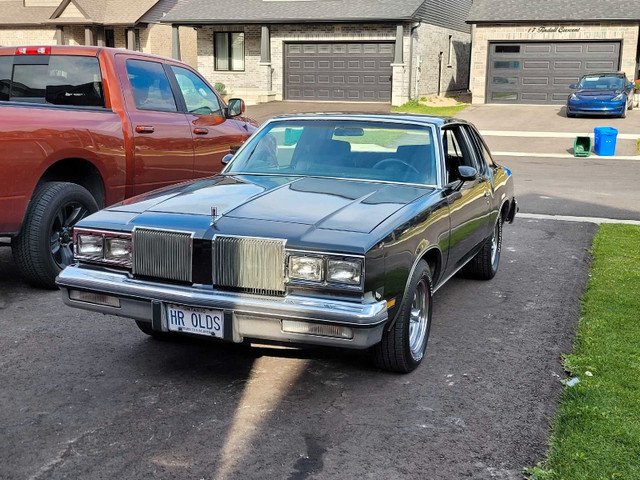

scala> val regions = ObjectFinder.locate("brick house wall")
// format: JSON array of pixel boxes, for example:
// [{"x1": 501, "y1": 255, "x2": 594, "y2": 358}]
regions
[
  {"x1": 470, "y1": 22, "x2": 640, "y2": 104},
  {"x1": 0, "y1": 27, "x2": 57, "y2": 46}
]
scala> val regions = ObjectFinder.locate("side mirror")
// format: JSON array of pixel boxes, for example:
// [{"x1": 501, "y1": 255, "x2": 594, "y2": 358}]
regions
[
  {"x1": 457, "y1": 166, "x2": 478, "y2": 182},
  {"x1": 227, "y1": 98, "x2": 245, "y2": 118},
  {"x1": 221, "y1": 153, "x2": 234, "y2": 165},
  {"x1": 569, "y1": 84, "x2": 576, "y2": 89},
  {"x1": 628, "y1": 83, "x2": 634, "y2": 89}
]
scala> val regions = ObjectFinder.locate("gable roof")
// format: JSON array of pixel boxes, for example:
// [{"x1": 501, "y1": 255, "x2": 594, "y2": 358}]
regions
[
  {"x1": 162, "y1": 0, "x2": 425, "y2": 24},
  {"x1": 0, "y1": 1, "x2": 57, "y2": 25},
  {"x1": 468, "y1": 0, "x2": 640, "y2": 23}
]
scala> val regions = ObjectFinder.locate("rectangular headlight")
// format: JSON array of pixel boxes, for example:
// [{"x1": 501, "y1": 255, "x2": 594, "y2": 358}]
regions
[
  {"x1": 77, "y1": 234, "x2": 103, "y2": 257},
  {"x1": 105, "y1": 237, "x2": 132, "y2": 264},
  {"x1": 289, "y1": 255, "x2": 324, "y2": 282},
  {"x1": 327, "y1": 259, "x2": 362, "y2": 285}
]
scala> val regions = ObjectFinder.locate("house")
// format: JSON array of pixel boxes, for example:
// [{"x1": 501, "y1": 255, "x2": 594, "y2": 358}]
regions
[
  {"x1": 162, "y1": 0, "x2": 473, "y2": 105},
  {"x1": 467, "y1": 0, "x2": 640, "y2": 104},
  {"x1": 0, "y1": 0, "x2": 197, "y2": 67}
]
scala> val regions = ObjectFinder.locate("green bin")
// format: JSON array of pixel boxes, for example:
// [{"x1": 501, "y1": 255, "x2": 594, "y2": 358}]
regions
[{"x1": 574, "y1": 136, "x2": 592, "y2": 157}]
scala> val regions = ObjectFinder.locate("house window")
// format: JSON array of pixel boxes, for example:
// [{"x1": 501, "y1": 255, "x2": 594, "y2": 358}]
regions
[
  {"x1": 447, "y1": 35, "x2": 453, "y2": 66},
  {"x1": 215, "y1": 32, "x2": 245, "y2": 71},
  {"x1": 105, "y1": 29, "x2": 115, "y2": 48}
]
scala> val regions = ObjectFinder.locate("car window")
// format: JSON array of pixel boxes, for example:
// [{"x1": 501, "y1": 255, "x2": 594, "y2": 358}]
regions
[
  {"x1": 578, "y1": 75, "x2": 624, "y2": 90},
  {"x1": 170, "y1": 66, "x2": 223, "y2": 116},
  {"x1": 3, "y1": 55, "x2": 104, "y2": 107},
  {"x1": 464, "y1": 126, "x2": 493, "y2": 175},
  {"x1": 226, "y1": 120, "x2": 438, "y2": 185},
  {"x1": 442, "y1": 126, "x2": 477, "y2": 183},
  {"x1": 126, "y1": 59, "x2": 177, "y2": 112}
]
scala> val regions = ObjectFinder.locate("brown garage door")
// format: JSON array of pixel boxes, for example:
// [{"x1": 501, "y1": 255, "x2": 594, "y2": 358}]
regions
[
  {"x1": 284, "y1": 42, "x2": 393, "y2": 102},
  {"x1": 487, "y1": 41, "x2": 621, "y2": 104}
]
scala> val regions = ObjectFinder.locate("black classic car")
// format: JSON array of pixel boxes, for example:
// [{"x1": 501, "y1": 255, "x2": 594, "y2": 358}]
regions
[{"x1": 57, "y1": 114, "x2": 517, "y2": 372}]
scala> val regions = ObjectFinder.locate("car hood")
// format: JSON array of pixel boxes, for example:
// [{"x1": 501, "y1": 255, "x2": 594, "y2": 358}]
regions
[
  {"x1": 108, "y1": 175, "x2": 434, "y2": 234},
  {"x1": 574, "y1": 88, "x2": 623, "y2": 98}
]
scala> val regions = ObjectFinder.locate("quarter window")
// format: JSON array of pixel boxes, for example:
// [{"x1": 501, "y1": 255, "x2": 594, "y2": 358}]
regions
[
  {"x1": 126, "y1": 59, "x2": 177, "y2": 112},
  {"x1": 171, "y1": 66, "x2": 223, "y2": 116},
  {"x1": 442, "y1": 126, "x2": 477, "y2": 184},
  {"x1": 215, "y1": 32, "x2": 245, "y2": 71}
]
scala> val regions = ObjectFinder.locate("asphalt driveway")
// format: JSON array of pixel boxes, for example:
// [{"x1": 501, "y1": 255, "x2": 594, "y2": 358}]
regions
[{"x1": 0, "y1": 218, "x2": 594, "y2": 480}]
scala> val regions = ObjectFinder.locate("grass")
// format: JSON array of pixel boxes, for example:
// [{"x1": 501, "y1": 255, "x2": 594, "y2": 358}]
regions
[
  {"x1": 391, "y1": 99, "x2": 468, "y2": 117},
  {"x1": 636, "y1": 138, "x2": 640, "y2": 155},
  {"x1": 525, "y1": 225, "x2": 640, "y2": 480}
]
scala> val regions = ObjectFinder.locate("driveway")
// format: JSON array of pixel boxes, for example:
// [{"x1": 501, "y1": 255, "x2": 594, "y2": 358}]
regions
[
  {"x1": 246, "y1": 101, "x2": 391, "y2": 124},
  {"x1": 0, "y1": 218, "x2": 594, "y2": 480}
]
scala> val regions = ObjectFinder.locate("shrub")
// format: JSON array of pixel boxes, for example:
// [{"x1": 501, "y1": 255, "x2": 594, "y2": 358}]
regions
[{"x1": 214, "y1": 82, "x2": 227, "y2": 94}]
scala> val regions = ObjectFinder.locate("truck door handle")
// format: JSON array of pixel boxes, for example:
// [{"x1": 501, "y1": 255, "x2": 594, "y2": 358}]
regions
[
  {"x1": 135, "y1": 125, "x2": 154, "y2": 134},
  {"x1": 193, "y1": 128, "x2": 209, "y2": 135}
]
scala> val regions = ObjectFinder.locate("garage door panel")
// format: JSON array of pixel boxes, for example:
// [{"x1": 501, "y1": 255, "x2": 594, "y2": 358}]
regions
[
  {"x1": 285, "y1": 42, "x2": 393, "y2": 102},
  {"x1": 488, "y1": 41, "x2": 620, "y2": 104}
]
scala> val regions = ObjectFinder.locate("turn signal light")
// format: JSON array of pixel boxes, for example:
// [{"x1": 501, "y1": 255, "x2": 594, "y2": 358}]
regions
[
  {"x1": 15, "y1": 46, "x2": 51, "y2": 55},
  {"x1": 282, "y1": 320, "x2": 353, "y2": 339}
]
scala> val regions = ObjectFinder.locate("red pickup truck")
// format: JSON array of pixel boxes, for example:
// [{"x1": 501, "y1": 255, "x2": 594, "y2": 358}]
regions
[{"x1": 0, "y1": 46, "x2": 257, "y2": 288}]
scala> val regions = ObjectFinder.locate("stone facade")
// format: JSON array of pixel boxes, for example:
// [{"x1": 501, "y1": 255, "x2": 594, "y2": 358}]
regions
[
  {"x1": 196, "y1": 22, "x2": 470, "y2": 106},
  {"x1": 470, "y1": 22, "x2": 640, "y2": 104},
  {"x1": 0, "y1": 27, "x2": 57, "y2": 45}
]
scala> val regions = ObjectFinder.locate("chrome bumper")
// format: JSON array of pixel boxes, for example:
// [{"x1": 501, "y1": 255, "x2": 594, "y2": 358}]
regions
[{"x1": 56, "y1": 265, "x2": 388, "y2": 349}]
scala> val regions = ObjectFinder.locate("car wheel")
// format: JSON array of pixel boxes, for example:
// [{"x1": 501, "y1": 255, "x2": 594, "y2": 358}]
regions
[
  {"x1": 628, "y1": 100, "x2": 634, "y2": 111},
  {"x1": 372, "y1": 260, "x2": 432, "y2": 373},
  {"x1": 462, "y1": 216, "x2": 503, "y2": 280},
  {"x1": 135, "y1": 320, "x2": 171, "y2": 339},
  {"x1": 567, "y1": 112, "x2": 576, "y2": 118},
  {"x1": 621, "y1": 108, "x2": 627, "y2": 118},
  {"x1": 12, "y1": 182, "x2": 98, "y2": 289}
]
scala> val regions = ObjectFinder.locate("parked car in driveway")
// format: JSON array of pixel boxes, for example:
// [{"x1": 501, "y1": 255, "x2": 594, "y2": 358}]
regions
[
  {"x1": 567, "y1": 72, "x2": 635, "y2": 118},
  {"x1": 0, "y1": 45, "x2": 257, "y2": 288},
  {"x1": 57, "y1": 114, "x2": 517, "y2": 373}
]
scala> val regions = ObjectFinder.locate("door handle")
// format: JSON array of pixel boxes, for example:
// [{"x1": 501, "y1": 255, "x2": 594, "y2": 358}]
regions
[
  {"x1": 193, "y1": 128, "x2": 209, "y2": 135},
  {"x1": 135, "y1": 125, "x2": 154, "y2": 134}
]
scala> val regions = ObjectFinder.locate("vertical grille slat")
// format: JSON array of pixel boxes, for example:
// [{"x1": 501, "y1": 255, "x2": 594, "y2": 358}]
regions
[
  {"x1": 133, "y1": 228, "x2": 193, "y2": 283},
  {"x1": 213, "y1": 236, "x2": 285, "y2": 295}
]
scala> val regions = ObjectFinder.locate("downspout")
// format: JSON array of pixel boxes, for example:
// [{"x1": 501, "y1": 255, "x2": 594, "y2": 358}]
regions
[
  {"x1": 438, "y1": 51, "x2": 443, "y2": 96},
  {"x1": 468, "y1": 23, "x2": 476, "y2": 93},
  {"x1": 409, "y1": 22, "x2": 421, "y2": 100}
]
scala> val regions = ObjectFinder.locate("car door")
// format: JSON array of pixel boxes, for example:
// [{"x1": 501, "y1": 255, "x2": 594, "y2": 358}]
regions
[
  {"x1": 467, "y1": 125, "x2": 501, "y2": 229},
  {"x1": 168, "y1": 65, "x2": 247, "y2": 178},
  {"x1": 116, "y1": 55, "x2": 194, "y2": 195},
  {"x1": 441, "y1": 125, "x2": 492, "y2": 275}
]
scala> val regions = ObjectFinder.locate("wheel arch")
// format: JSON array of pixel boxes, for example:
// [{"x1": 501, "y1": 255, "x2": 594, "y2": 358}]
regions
[{"x1": 36, "y1": 158, "x2": 106, "y2": 208}]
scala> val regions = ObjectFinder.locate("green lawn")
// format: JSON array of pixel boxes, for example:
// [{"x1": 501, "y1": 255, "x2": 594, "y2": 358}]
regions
[
  {"x1": 391, "y1": 100, "x2": 468, "y2": 117},
  {"x1": 526, "y1": 224, "x2": 640, "y2": 480}
]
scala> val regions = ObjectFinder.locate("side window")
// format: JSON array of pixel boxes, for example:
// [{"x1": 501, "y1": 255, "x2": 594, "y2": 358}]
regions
[
  {"x1": 0, "y1": 56, "x2": 12, "y2": 101},
  {"x1": 126, "y1": 59, "x2": 177, "y2": 113},
  {"x1": 442, "y1": 126, "x2": 477, "y2": 183},
  {"x1": 6, "y1": 55, "x2": 104, "y2": 107},
  {"x1": 170, "y1": 66, "x2": 223, "y2": 116},
  {"x1": 467, "y1": 127, "x2": 495, "y2": 173}
]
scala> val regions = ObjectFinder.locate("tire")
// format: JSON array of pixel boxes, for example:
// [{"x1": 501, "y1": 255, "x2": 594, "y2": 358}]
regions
[
  {"x1": 567, "y1": 112, "x2": 576, "y2": 118},
  {"x1": 12, "y1": 182, "x2": 98, "y2": 289},
  {"x1": 135, "y1": 320, "x2": 171, "y2": 339},
  {"x1": 372, "y1": 260, "x2": 433, "y2": 373},
  {"x1": 462, "y1": 216, "x2": 503, "y2": 280},
  {"x1": 629, "y1": 100, "x2": 634, "y2": 111}
]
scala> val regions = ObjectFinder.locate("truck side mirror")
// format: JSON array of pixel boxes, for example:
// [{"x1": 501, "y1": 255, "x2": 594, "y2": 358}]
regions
[
  {"x1": 227, "y1": 98, "x2": 245, "y2": 118},
  {"x1": 221, "y1": 154, "x2": 233, "y2": 165}
]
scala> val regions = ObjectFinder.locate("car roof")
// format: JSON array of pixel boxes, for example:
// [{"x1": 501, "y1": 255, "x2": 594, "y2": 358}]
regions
[
  {"x1": 580, "y1": 72, "x2": 626, "y2": 78},
  {"x1": 267, "y1": 112, "x2": 469, "y2": 128}
]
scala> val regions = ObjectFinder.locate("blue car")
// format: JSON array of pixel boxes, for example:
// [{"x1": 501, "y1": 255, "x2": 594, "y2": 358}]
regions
[{"x1": 567, "y1": 72, "x2": 634, "y2": 118}]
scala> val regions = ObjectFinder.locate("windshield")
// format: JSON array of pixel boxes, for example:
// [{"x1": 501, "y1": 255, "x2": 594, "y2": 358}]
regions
[
  {"x1": 578, "y1": 75, "x2": 625, "y2": 90},
  {"x1": 225, "y1": 120, "x2": 438, "y2": 185}
]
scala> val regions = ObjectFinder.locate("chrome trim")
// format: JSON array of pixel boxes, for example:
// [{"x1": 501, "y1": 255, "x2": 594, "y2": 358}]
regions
[
  {"x1": 212, "y1": 235, "x2": 287, "y2": 294},
  {"x1": 56, "y1": 265, "x2": 388, "y2": 328},
  {"x1": 285, "y1": 248, "x2": 365, "y2": 292},
  {"x1": 132, "y1": 227, "x2": 194, "y2": 283}
]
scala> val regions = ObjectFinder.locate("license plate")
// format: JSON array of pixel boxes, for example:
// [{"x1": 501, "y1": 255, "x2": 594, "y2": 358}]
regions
[{"x1": 166, "y1": 304, "x2": 224, "y2": 338}]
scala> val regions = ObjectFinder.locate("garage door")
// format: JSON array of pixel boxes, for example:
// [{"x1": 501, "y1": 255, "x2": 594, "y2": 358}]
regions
[
  {"x1": 284, "y1": 43, "x2": 393, "y2": 102},
  {"x1": 487, "y1": 41, "x2": 621, "y2": 104}
]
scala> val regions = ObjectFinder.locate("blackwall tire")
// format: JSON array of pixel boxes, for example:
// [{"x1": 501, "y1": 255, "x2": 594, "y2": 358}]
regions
[
  {"x1": 12, "y1": 182, "x2": 98, "y2": 289},
  {"x1": 462, "y1": 217, "x2": 503, "y2": 280}
]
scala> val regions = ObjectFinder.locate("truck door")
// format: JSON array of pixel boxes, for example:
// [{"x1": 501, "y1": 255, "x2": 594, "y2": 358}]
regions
[
  {"x1": 116, "y1": 56, "x2": 194, "y2": 195},
  {"x1": 167, "y1": 65, "x2": 247, "y2": 177},
  {"x1": 441, "y1": 125, "x2": 492, "y2": 275}
]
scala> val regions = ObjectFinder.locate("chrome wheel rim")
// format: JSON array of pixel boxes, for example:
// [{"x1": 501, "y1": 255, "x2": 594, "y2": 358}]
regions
[
  {"x1": 491, "y1": 222, "x2": 500, "y2": 265},
  {"x1": 409, "y1": 278, "x2": 429, "y2": 361}
]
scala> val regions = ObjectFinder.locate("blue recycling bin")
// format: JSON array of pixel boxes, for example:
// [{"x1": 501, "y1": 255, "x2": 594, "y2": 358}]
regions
[{"x1": 593, "y1": 127, "x2": 618, "y2": 156}]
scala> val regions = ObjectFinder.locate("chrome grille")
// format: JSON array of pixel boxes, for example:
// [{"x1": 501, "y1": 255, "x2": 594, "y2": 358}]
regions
[
  {"x1": 132, "y1": 228, "x2": 193, "y2": 283},
  {"x1": 213, "y1": 236, "x2": 286, "y2": 295}
]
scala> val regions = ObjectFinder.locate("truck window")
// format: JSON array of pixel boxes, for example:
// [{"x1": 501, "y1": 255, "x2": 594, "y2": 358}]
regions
[
  {"x1": 126, "y1": 59, "x2": 177, "y2": 113},
  {"x1": 9, "y1": 56, "x2": 104, "y2": 107},
  {"x1": 170, "y1": 66, "x2": 223, "y2": 117}
]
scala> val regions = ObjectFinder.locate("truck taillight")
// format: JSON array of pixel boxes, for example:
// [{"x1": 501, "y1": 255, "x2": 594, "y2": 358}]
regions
[{"x1": 15, "y1": 46, "x2": 51, "y2": 55}]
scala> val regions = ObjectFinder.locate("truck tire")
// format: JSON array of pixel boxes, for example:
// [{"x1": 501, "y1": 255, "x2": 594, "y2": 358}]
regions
[
  {"x1": 462, "y1": 216, "x2": 503, "y2": 280},
  {"x1": 371, "y1": 260, "x2": 433, "y2": 373},
  {"x1": 12, "y1": 182, "x2": 98, "y2": 289}
]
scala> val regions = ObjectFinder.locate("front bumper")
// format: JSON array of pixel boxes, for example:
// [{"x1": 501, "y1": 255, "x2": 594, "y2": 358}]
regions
[
  {"x1": 56, "y1": 265, "x2": 388, "y2": 350},
  {"x1": 567, "y1": 102, "x2": 626, "y2": 116}
]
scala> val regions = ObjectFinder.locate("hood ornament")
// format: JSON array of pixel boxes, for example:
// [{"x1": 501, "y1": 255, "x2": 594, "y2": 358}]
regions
[{"x1": 211, "y1": 207, "x2": 219, "y2": 226}]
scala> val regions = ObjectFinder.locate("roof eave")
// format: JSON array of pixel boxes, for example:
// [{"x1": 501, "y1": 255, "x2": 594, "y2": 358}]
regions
[
  {"x1": 467, "y1": 18, "x2": 640, "y2": 24},
  {"x1": 161, "y1": 16, "x2": 416, "y2": 25}
]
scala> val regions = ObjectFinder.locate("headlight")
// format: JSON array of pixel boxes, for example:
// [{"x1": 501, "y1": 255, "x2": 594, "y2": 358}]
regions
[
  {"x1": 327, "y1": 259, "x2": 362, "y2": 285},
  {"x1": 570, "y1": 93, "x2": 578, "y2": 100},
  {"x1": 77, "y1": 234, "x2": 103, "y2": 257},
  {"x1": 74, "y1": 228, "x2": 132, "y2": 268},
  {"x1": 612, "y1": 93, "x2": 625, "y2": 101},
  {"x1": 105, "y1": 237, "x2": 132, "y2": 263},
  {"x1": 289, "y1": 255, "x2": 324, "y2": 282}
]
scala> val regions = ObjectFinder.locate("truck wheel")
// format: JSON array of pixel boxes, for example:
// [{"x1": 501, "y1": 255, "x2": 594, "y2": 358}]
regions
[
  {"x1": 463, "y1": 216, "x2": 503, "y2": 280},
  {"x1": 371, "y1": 260, "x2": 433, "y2": 373},
  {"x1": 12, "y1": 182, "x2": 98, "y2": 289}
]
